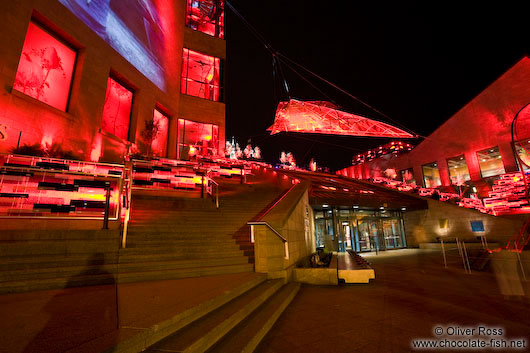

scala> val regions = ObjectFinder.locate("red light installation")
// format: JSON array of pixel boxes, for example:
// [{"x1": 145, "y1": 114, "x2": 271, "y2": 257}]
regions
[
  {"x1": 101, "y1": 77, "x2": 133, "y2": 141},
  {"x1": 186, "y1": 0, "x2": 224, "y2": 38},
  {"x1": 14, "y1": 22, "x2": 76, "y2": 111},
  {"x1": 268, "y1": 99, "x2": 414, "y2": 138},
  {"x1": 152, "y1": 109, "x2": 169, "y2": 157},
  {"x1": 181, "y1": 49, "x2": 221, "y2": 101}
]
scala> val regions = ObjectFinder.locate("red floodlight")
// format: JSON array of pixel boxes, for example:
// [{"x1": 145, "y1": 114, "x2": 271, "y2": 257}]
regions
[{"x1": 267, "y1": 99, "x2": 414, "y2": 138}]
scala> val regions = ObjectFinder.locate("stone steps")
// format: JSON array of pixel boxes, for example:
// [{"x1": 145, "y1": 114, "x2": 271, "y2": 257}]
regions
[
  {"x1": 208, "y1": 282, "x2": 301, "y2": 353},
  {"x1": 0, "y1": 262, "x2": 255, "y2": 294},
  {"x1": 145, "y1": 279, "x2": 291, "y2": 353}
]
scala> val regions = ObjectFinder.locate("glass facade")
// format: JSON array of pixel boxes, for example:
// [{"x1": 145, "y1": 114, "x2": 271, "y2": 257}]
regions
[
  {"x1": 14, "y1": 22, "x2": 77, "y2": 111},
  {"x1": 422, "y1": 162, "x2": 441, "y2": 188},
  {"x1": 185, "y1": 0, "x2": 225, "y2": 38},
  {"x1": 177, "y1": 119, "x2": 219, "y2": 159},
  {"x1": 181, "y1": 49, "x2": 221, "y2": 101},
  {"x1": 447, "y1": 155, "x2": 471, "y2": 184},
  {"x1": 477, "y1": 146, "x2": 505, "y2": 177},
  {"x1": 314, "y1": 208, "x2": 406, "y2": 253}
]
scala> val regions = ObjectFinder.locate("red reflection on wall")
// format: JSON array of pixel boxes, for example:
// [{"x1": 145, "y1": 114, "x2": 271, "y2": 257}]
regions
[
  {"x1": 14, "y1": 22, "x2": 76, "y2": 111},
  {"x1": 177, "y1": 118, "x2": 218, "y2": 159},
  {"x1": 181, "y1": 49, "x2": 220, "y2": 101},
  {"x1": 186, "y1": 0, "x2": 224, "y2": 38},
  {"x1": 152, "y1": 109, "x2": 169, "y2": 157},
  {"x1": 101, "y1": 77, "x2": 133, "y2": 141}
]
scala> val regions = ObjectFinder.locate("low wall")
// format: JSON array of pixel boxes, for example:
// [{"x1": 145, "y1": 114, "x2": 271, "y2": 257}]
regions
[
  {"x1": 404, "y1": 199, "x2": 527, "y2": 247},
  {"x1": 253, "y1": 181, "x2": 316, "y2": 281}
]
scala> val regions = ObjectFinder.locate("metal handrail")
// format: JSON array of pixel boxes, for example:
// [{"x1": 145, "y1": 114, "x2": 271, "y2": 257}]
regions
[{"x1": 247, "y1": 221, "x2": 289, "y2": 259}]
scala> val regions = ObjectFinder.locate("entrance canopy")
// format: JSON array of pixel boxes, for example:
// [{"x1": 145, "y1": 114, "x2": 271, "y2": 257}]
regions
[{"x1": 267, "y1": 99, "x2": 414, "y2": 138}]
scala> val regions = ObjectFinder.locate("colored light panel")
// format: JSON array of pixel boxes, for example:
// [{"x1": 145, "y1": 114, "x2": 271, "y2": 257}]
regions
[
  {"x1": 181, "y1": 49, "x2": 220, "y2": 101},
  {"x1": 14, "y1": 22, "x2": 76, "y2": 111},
  {"x1": 185, "y1": 0, "x2": 225, "y2": 38},
  {"x1": 268, "y1": 99, "x2": 414, "y2": 138},
  {"x1": 152, "y1": 109, "x2": 169, "y2": 157},
  {"x1": 101, "y1": 77, "x2": 133, "y2": 141}
]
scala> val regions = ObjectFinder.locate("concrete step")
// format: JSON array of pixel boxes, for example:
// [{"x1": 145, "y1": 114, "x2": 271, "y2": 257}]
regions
[
  {"x1": 208, "y1": 282, "x2": 301, "y2": 353},
  {"x1": 145, "y1": 279, "x2": 284, "y2": 353},
  {"x1": 0, "y1": 256, "x2": 252, "y2": 282},
  {"x1": 0, "y1": 263, "x2": 255, "y2": 294},
  {"x1": 0, "y1": 239, "x2": 119, "y2": 256}
]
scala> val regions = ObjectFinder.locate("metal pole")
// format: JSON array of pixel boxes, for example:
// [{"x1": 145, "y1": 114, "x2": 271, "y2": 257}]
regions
[
  {"x1": 516, "y1": 250, "x2": 527, "y2": 281},
  {"x1": 441, "y1": 238, "x2": 447, "y2": 268},
  {"x1": 103, "y1": 183, "x2": 111, "y2": 230},
  {"x1": 462, "y1": 241, "x2": 471, "y2": 273},
  {"x1": 216, "y1": 184, "x2": 219, "y2": 208},
  {"x1": 201, "y1": 175, "x2": 204, "y2": 198}
]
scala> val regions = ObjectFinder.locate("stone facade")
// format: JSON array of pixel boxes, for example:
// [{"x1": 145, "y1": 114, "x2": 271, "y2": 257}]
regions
[{"x1": 0, "y1": 0, "x2": 225, "y2": 162}]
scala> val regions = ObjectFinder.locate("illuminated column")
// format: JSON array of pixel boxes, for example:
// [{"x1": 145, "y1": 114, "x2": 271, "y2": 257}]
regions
[
  {"x1": 498, "y1": 142, "x2": 519, "y2": 172},
  {"x1": 437, "y1": 160, "x2": 451, "y2": 186},
  {"x1": 465, "y1": 151, "x2": 482, "y2": 181}
]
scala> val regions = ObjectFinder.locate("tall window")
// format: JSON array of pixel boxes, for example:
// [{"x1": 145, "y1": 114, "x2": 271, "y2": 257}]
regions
[
  {"x1": 181, "y1": 49, "x2": 221, "y2": 101},
  {"x1": 400, "y1": 168, "x2": 416, "y2": 185},
  {"x1": 151, "y1": 109, "x2": 169, "y2": 157},
  {"x1": 14, "y1": 21, "x2": 77, "y2": 111},
  {"x1": 186, "y1": 0, "x2": 224, "y2": 38},
  {"x1": 101, "y1": 77, "x2": 133, "y2": 141},
  {"x1": 514, "y1": 140, "x2": 530, "y2": 171},
  {"x1": 422, "y1": 162, "x2": 441, "y2": 188},
  {"x1": 177, "y1": 119, "x2": 218, "y2": 160},
  {"x1": 447, "y1": 155, "x2": 470, "y2": 184},
  {"x1": 477, "y1": 146, "x2": 506, "y2": 177}
]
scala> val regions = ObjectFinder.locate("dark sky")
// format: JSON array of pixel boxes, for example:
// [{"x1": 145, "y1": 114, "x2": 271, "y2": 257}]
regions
[{"x1": 225, "y1": 1, "x2": 528, "y2": 171}]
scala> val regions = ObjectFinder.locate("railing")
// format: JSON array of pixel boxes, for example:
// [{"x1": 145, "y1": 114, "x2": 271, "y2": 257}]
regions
[
  {"x1": 0, "y1": 154, "x2": 124, "y2": 225},
  {"x1": 247, "y1": 221, "x2": 289, "y2": 260},
  {"x1": 206, "y1": 173, "x2": 220, "y2": 208},
  {"x1": 120, "y1": 161, "x2": 133, "y2": 248}
]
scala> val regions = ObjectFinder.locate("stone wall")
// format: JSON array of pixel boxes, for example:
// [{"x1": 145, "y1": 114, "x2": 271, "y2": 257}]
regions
[
  {"x1": 403, "y1": 198, "x2": 527, "y2": 247},
  {"x1": 254, "y1": 182, "x2": 316, "y2": 281}
]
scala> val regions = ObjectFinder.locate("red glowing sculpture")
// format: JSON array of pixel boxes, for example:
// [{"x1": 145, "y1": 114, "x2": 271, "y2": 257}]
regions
[{"x1": 267, "y1": 99, "x2": 414, "y2": 138}]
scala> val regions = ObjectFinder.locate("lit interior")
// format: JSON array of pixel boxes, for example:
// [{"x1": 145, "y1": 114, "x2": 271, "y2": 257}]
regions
[
  {"x1": 447, "y1": 154, "x2": 471, "y2": 184},
  {"x1": 422, "y1": 162, "x2": 441, "y2": 188},
  {"x1": 477, "y1": 147, "x2": 505, "y2": 178},
  {"x1": 181, "y1": 49, "x2": 221, "y2": 101},
  {"x1": 186, "y1": 0, "x2": 224, "y2": 38},
  {"x1": 177, "y1": 119, "x2": 219, "y2": 159}
]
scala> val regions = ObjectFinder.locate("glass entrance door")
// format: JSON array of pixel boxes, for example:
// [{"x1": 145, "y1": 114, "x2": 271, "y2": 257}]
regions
[
  {"x1": 382, "y1": 219, "x2": 403, "y2": 249},
  {"x1": 339, "y1": 220, "x2": 354, "y2": 252}
]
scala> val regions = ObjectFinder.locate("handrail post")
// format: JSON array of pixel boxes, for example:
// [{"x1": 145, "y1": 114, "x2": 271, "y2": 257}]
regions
[
  {"x1": 103, "y1": 182, "x2": 111, "y2": 229},
  {"x1": 216, "y1": 184, "x2": 219, "y2": 208},
  {"x1": 201, "y1": 175, "x2": 204, "y2": 198}
]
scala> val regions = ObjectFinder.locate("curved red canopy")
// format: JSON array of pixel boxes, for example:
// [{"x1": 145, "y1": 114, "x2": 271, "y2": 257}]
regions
[{"x1": 267, "y1": 99, "x2": 414, "y2": 138}]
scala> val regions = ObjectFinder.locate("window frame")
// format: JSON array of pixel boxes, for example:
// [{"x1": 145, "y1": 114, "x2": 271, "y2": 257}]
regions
[
  {"x1": 422, "y1": 162, "x2": 441, "y2": 188},
  {"x1": 476, "y1": 146, "x2": 506, "y2": 178},
  {"x1": 181, "y1": 48, "x2": 223, "y2": 102}
]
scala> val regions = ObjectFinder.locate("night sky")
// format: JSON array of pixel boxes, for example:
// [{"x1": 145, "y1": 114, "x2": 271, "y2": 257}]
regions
[{"x1": 225, "y1": 2, "x2": 528, "y2": 172}]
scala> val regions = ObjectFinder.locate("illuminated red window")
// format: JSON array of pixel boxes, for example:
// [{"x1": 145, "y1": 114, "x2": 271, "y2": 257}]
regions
[
  {"x1": 101, "y1": 77, "x2": 133, "y2": 141},
  {"x1": 14, "y1": 21, "x2": 76, "y2": 111},
  {"x1": 181, "y1": 49, "x2": 221, "y2": 101},
  {"x1": 177, "y1": 119, "x2": 218, "y2": 159},
  {"x1": 151, "y1": 109, "x2": 169, "y2": 157},
  {"x1": 186, "y1": 0, "x2": 224, "y2": 38},
  {"x1": 400, "y1": 168, "x2": 416, "y2": 185}
]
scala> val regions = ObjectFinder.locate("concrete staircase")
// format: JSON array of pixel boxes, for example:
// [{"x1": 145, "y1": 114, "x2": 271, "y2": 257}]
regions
[
  {"x1": 0, "y1": 170, "x2": 290, "y2": 293},
  {"x1": 143, "y1": 277, "x2": 300, "y2": 353}
]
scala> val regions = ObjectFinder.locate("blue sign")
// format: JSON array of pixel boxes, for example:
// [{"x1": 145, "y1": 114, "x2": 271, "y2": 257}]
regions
[{"x1": 470, "y1": 220, "x2": 485, "y2": 232}]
